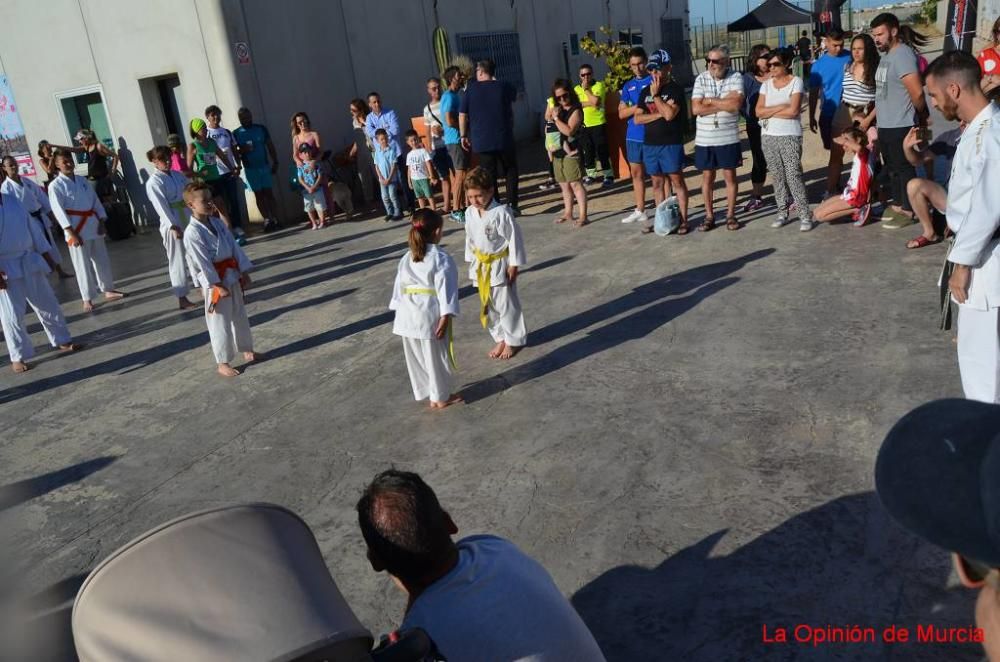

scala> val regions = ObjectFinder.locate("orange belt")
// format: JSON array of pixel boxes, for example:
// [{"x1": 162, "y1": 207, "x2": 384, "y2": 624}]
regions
[
  {"x1": 208, "y1": 257, "x2": 240, "y2": 313},
  {"x1": 65, "y1": 208, "x2": 97, "y2": 246}
]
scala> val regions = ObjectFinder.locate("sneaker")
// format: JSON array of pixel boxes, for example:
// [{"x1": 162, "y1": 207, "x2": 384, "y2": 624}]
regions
[
  {"x1": 391, "y1": 214, "x2": 405, "y2": 221},
  {"x1": 449, "y1": 210, "x2": 466, "y2": 224},
  {"x1": 582, "y1": 176, "x2": 596, "y2": 185},
  {"x1": 621, "y1": 209, "x2": 645, "y2": 224},
  {"x1": 538, "y1": 179, "x2": 557, "y2": 191},
  {"x1": 601, "y1": 177, "x2": 615, "y2": 189},
  {"x1": 882, "y1": 211, "x2": 917, "y2": 230},
  {"x1": 799, "y1": 218, "x2": 816, "y2": 232},
  {"x1": 742, "y1": 197, "x2": 765, "y2": 213},
  {"x1": 236, "y1": 235, "x2": 248, "y2": 246},
  {"x1": 853, "y1": 204, "x2": 872, "y2": 227},
  {"x1": 771, "y1": 215, "x2": 789, "y2": 228}
]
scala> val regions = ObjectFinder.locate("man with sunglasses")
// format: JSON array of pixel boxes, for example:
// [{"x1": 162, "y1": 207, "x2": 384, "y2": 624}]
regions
[
  {"x1": 618, "y1": 47, "x2": 652, "y2": 225},
  {"x1": 574, "y1": 64, "x2": 614, "y2": 188},
  {"x1": 691, "y1": 45, "x2": 745, "y2": 231},
  {"x1": 876, "y1": 399, "x2": 1000, "y2": 660}
]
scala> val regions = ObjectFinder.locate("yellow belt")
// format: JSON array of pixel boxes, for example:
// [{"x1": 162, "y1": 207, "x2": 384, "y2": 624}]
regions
[
  {"x1": 471, "y1": 246, "x2": 509, "y2": 328},
  {"x1": 403, "y1": 285, "x2": 457, "y2": 368}
]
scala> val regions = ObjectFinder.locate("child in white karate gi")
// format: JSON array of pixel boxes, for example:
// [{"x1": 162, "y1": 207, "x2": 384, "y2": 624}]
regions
[
  {"x1": 463, "y1": 167, "x2": 528, "y2": 360},
  {"x1": 0, "y1": 156, "x2": 73, "y2": 279},
  {"x1": 47, "y1": 149, "x2": 125, "y2": 311},
  {"x1": 182, "y1": 181, "x2": 257, "y2": 377},
  {"x1": 145, "y1": 146, "x2": 196, "y2": 310},
  {"x1": 389, "y1": 208, "x2": 462, "y2": 409},
  {"x1": 0, "y1": 190, "x2": 81, "y2": 372}
]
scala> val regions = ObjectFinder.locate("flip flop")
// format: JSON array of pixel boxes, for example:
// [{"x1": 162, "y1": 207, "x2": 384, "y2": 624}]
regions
[{"x1": 906, "y1": 235, "x2": 941, "y2": 249}]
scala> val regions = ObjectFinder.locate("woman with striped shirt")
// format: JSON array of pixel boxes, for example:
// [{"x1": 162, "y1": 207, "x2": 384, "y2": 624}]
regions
[{"x1": 834, "y1": 34, "x2": 878, "y2": 137}]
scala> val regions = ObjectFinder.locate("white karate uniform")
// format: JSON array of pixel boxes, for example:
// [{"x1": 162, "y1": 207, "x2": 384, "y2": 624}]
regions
[
  {"x1": 48, "y1": 172, "x2": 115, "y2": 302},
  {"x1": 145, "y1": 169, "x2": 192, "y2": 298},
  {"x1": 464, "y1": 200, "x2": 528, "y2": 346},
  {"x1": 183, "y1": 216, "x2": 254, "y2": 364},
  {"x1": 0, "y1": 193, "x2": 72, "y2": 363},
  {"x1": 389, "y1": 245, "x2": 460, "y2": 402},
  {"x1": 945, "y1": 102, "x2": 1000, "y2": 403},
  {"x1": 1, "y1": 175, "x2": 62, "y2": 267}
]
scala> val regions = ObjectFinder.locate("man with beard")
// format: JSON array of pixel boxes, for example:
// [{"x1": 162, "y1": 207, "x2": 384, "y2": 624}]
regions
[{"x1": 925, "y1": 50, "x2": 1000, "y2": 403}]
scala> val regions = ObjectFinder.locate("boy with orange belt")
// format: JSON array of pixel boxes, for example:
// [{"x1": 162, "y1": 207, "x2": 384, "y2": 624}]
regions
[
  {"x1": 182, "y1": 181, "x2": 258, "y2": 377},
  {"x1": 47, "y1": 149, "x2": 125, "y2": 311}
]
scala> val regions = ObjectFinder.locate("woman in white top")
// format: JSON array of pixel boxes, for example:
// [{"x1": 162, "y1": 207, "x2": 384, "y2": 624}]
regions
[{"x1": 756, "y1": 49, "x2": 813, "y2": 231}]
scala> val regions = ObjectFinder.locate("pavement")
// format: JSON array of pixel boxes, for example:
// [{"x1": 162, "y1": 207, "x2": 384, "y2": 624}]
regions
[{"x1": 0, "y1": 121, "x2": 980, "y2": 661}]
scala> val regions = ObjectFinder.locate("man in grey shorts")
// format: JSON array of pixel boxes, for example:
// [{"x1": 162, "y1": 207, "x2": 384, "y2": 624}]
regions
[{"x1": 441, "y1": 66, "x2": 469, "y2": 223}]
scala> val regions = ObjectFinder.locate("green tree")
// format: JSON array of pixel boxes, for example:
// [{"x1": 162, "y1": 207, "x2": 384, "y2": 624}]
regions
[{"x1": 580, "y1": 27, "x2": 635, "y2": 92}]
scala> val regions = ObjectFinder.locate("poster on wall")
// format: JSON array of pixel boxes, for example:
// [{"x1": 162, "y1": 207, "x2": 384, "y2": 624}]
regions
[
  {"x1": 0, "y1": 74, "x2": 35, "y2": 176},
  {"x1": 944, "y1": 0, "x2": 978, "y2": 52}
]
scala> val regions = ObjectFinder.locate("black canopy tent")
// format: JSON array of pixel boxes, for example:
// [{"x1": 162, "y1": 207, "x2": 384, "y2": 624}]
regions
[{"x1": 727, "y1": 0, "x2": 813, "y2": 31}]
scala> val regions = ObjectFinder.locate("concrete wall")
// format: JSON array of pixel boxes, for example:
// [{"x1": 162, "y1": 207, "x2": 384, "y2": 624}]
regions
[{"x1": 0, "y1": 0, "x2": 688, "y2": 222}]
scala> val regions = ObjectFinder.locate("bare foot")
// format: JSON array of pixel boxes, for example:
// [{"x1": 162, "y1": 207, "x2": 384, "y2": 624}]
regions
[
  {"x1": 58, "y1": 343, "x2": 83, "y2": 353},
  {"x1": 243, "y1": 351, "x2": 259, "y2": 362},
  {"x1": 429, "y1": 393, "x2": 465, "y2": 409},
  {"x1": 574, "y1": 217, "x2": 589, "y2": 227},
  {"x1": 218, "y1": 363, "x2": 241, "y2": 377},
  {"x1": 498, "y1": 344, "x2": 522, "y2": 360},
  {"x1": 11, "y1": 361, "x2": 30, "y2": 373},
  {"x1": 103, "y1": 290, "x2": 126, "y2": 301},
  {"x1": 554, "y1": 214, "x2": 570, "y2": 224},
  {"x1": 178, "y1": 297, "x2": 198, "y2": 310},
  {"x1": 488, "y1": 340, "x2": 507, "y2": 359},
  {"x1": 83, "y1": 300, "x2": 94, "y2": 312}
]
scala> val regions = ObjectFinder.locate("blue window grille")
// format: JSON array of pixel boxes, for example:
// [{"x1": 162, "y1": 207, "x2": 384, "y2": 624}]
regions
[{"x1": 456, "y1": 31, "x2": 526, "y2": 91}]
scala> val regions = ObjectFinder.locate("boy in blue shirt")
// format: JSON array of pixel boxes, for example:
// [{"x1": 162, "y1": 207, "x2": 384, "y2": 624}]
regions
[
  {"x1": 618, "y1": 47, "x2": 652, "y2": 225},
  {"x1": 808, "y1": 29, "x2": 852, "y2": 197},
  {"x1": 373, "y1": 129, "x2": 403, "y2": 221}
]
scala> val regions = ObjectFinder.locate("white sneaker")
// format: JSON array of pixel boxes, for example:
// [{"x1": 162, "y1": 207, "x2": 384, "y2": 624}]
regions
[
  {"x1": 621, "y1": 209, "x2": 645, "y2": 224},
  {"x1": 799, "y1": 218, "x2": 816, "y2": 232},
  {"x1": 771, "y1": 215, "x2": 789, "y2": 229}
]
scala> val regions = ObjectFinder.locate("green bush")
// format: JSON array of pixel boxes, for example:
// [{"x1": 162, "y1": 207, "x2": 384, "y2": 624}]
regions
[{"x1": 580, "y1": 27, "x2": 634, "y2": 92}]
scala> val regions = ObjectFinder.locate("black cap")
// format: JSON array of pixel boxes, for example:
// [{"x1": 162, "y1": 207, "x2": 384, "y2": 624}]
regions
[{"x1": 875, "y1": 399, "x2": 1000, "y2": 567}]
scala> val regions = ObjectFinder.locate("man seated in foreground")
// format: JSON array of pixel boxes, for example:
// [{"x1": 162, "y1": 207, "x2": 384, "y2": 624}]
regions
[
  {"x1": 357, "y1": 469, "x2": 605, "y2": 661},
  {"x1": 876, "y1": 399, "x2": 1000, "y2": 661}
]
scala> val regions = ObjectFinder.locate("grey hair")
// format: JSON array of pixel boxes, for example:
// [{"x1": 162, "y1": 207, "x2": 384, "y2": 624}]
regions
[{"x1": 709, "y1": 44, "x2": 731, "y2": 61}]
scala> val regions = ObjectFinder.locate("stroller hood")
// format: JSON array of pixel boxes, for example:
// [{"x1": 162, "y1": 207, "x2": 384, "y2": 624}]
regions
[{"x1": 72, "y1": 503, "x2": 373, "y2": 661}]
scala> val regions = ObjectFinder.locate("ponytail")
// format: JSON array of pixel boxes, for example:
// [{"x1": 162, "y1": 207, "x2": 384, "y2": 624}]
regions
[
  {"x1": 146, "y1": 145, "x2": 172, "y2": 163},
  {"x1": 897, "y1": 25, "x2": 929, "y2": 50},
  {"x1": 408, "y1": 208, "x2": 444, "y2": 262}
]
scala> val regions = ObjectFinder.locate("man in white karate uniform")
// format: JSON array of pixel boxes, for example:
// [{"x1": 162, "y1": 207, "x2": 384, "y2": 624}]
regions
[
  {"x1": 0, "y1": 156, "x2": 72, "y2": 279},
  {"x1": 463, "y1": 167, "x2": 528, "y2": 360},
  {"x1": 182, "y1": 181, "x2": 257, "y2": 377},
  {"x1": 0, "y1": 189, "x2": 81, "y2": 372},
  {"x1": 47, "y1": 150, "x2": 124, "y2": 311},
  {"x1": 926, "y1": 52, "x2": 1000, "y2": 402}
]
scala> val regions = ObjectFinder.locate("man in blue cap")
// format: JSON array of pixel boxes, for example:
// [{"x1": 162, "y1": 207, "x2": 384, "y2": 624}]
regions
[
  {"x1": 876, "y1": 399, "x2": 1000, "y2": 660},
  {"x1": 634, "y1": 49, "x2": 689, "y2": 235}
]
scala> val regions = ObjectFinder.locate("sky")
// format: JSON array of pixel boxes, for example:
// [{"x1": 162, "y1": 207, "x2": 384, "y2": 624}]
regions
[{"x1": 689, "y1": 0, "x2": 915, "y2": 24}]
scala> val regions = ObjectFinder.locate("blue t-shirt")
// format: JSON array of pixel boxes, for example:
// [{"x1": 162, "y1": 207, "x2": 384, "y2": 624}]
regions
[
  {"x1": 232, "y1": 124, "x2": 271, "y2": 169},
  {"x1": 459, "y1": 79, "x2": 516, "y2": 153},
  {"x1": 297, "y1": 161, "x2": 321, "y2": 189},
  {"x1": 808, "y1": 52, "x2": 851, "y2": 119},
  {"x1": 620, "y1": 75, "x2": 652, "y2": 142},
  {"x1": 440, "y1": 90, "x2": 461, "y2": 146}
]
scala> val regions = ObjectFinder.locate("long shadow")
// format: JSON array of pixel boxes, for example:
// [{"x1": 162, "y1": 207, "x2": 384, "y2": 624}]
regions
[
  {"x1": 250, "y1": 288, "x2": 357, "y2": 326},
  {"x1": 248, "y1": 256, "x2": 398, "y2": 305},
  {"x1": 252, "y1": 222, "x2": 405, "y2": 267},
  {"x1": 250, "y1": 240, "x2": 408, "y2": 289},
  {"x1": 0, "y1": 457, "x2": 117, "y2": 511},
  {"x1": 530, "y1": 249, "x2": 773, "y2": 348},
  {"x1": 461, "y1": 276, "x2": 739, "y2": 404},
  {"x1": 572, "y1": 492, "x2": 980, "y2": 661}
]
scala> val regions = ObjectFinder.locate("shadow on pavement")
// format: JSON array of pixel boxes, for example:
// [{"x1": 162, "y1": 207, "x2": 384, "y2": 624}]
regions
[
  {"x1": 0, "y1": 457, "x2": 118, "y2": 512},
  {"x1": 572, "y1": 492, "x2": 979, "y2": 661}
]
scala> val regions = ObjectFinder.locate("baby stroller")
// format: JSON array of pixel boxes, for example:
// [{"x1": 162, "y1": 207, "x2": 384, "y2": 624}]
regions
[{"x1": 72, "y1": 503, "x2": 437, "y2": 661}]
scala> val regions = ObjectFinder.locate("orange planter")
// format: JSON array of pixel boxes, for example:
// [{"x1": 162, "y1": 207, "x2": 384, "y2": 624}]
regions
[{"x1": 603, "y1": 90, "x2": 630, "y2": 180}]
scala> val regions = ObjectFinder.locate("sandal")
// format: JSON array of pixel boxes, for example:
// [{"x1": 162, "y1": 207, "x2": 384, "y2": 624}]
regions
[
  {"x1": 676, "y1": 221, "x2": 690, "y2": 235},
  {"x1": 554, "y1": 215, "x2": 569, "y2": 224},
  {"x1": 906, "y1": 235, "x2": 941, "y2": 249},
  {"x1": 573, "y1": 218, "x2": 589, "y2": 228},
  {"x1": 699, "y1": 216, "x2": 715, "y2": 232},
  {"x1": 641, "y1": 226, "x2": 655, "y2": 234},
  {"x1": 726, "y1": 217, "x2": 741, "y2": 231}
]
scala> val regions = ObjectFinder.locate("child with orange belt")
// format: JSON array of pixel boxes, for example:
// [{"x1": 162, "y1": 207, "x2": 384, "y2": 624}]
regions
[
  {"x1": 182, "y1": 181, "x2": 258, "y2": 377},
  {"x1": 47, "y1": 149, "x2": 125, "y2": 311}
]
